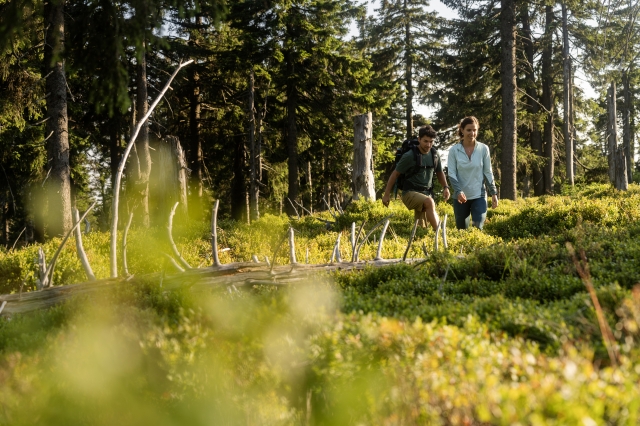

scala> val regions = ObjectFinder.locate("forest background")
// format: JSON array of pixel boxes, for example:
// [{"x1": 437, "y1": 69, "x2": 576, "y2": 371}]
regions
[{"x1": 0, "y1": 0, "x2": 639, "y2": 245}]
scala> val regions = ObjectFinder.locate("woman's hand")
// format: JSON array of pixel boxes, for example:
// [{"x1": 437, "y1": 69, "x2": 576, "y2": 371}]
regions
[
  {"x1": 457, "y1": 192, "x2": 467, "y2": 203},
  {"x1": 491, "y1": 194, "x2": 498, "y2": 209}
]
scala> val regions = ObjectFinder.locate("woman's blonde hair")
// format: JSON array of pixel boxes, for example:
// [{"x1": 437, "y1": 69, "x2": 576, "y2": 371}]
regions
[{"x1": 458, "y1": 116, "x2": 480, "y2": 138}]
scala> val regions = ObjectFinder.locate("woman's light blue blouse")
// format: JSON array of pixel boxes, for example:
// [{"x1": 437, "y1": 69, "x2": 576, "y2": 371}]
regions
[{"x1": 447, "y1": 141, "x2": 498, "y2": 200}]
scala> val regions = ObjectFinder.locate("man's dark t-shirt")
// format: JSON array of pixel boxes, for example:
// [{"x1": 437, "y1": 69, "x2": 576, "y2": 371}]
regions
[{"x1": 395, "y1": 149, "x2": 442, "y2": 194}]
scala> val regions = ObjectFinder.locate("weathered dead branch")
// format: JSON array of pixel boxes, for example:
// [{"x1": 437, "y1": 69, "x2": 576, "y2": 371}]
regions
[
  {"x1": 73, "y1": 208, "x2": 96, "y2": 281},
  {"x1": 110, "y1": 60, "x2": 193, "y2": 277},
  {"x1": 402, "y1": 219, "x2": 420, "y2": 262},
  {"x1": 211, "y1": 199, "x2": 222, "y2": 267},
  {"x1": 122, "y1": 211, "x2": 134, "y2": 276},
  {"x1": 168, "y1": 202, "x2": 192, "y2": 269}
]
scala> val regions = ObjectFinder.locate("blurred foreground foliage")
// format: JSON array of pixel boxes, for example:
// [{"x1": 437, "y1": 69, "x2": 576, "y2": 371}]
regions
[{"x1": 1, "y1": 183, "x2": 640, "y2": 424}]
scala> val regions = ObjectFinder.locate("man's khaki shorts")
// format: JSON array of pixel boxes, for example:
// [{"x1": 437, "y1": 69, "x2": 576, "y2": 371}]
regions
[{"x1": 401, "y1": 191, "x2": 431, "y2": 228}]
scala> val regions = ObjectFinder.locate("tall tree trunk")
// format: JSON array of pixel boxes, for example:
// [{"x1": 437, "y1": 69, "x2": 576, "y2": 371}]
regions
[
  {"x1": 2, "y1": 195, "x2": 8, "y2": 247},
  {"x1": 542, "y1": 5, "x2": 555, "y2": 194},
  {"x1": 571, "y1": 63, "x2": 577, "y2": 176},
  {"x1": 109, "y1": 115, "x2": 120, "y2": 193},
  {"x1": 248, "y1": 69, "x2": 258, "y2": 222},
  {"x1": 255, "y1": 83, "x2": 268, "y2": 221},
  {"x1": 285, "y1": 49, "x2": 299, "y2": 214},
  {"x1": 188, "y1": 66, "x2": 203, "y2": 198},
  {"x1": 306, "y1": 161, "x2": 313, "y2": 214},
  {"x1": 404, "y1": 0, "x2": 413, "y2": 140},
  {"x1": 188, "y1": 16, "x2": 203, "y2": 206},
  {"x1": 500, "y1": 0, "x2": 517, "y2": 200},
  {"x1": 608, "y1": 81, "x2": 618, "y2": 184},
  {"x1": 562, "y1": 3, "x2": 574, "y2": 187},
  {"x1": 44, "y1": 0, "x2": 72, "y2": 237},
  {"x1": 623, "y1": 72, "x2": 633, "y2": 183},
  {"x1": 134, "y1": 46, "x2": 151, "y2": 227},
  {"x1": 231, "y1": 134, "x2": 246, "y2": 221},
  {"x1": 522, "y1": 4, "x2": 543, "y2": 196}
]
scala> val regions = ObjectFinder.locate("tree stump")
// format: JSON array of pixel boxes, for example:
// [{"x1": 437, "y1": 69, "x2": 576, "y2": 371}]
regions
[
  {"x1": 155, "y1": 136, "x2": 189, "y2": 218},
  {"x1": 352, "y1": 112, "x2": 375, "y2": 201}
]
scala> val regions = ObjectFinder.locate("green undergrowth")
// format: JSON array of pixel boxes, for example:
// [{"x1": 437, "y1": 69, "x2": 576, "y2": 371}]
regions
[
  {"x1": 1, "y1": 183, "x2": 640, "y2": 423},
  {"x1": 2, "y1": 278, "x2": 640, "y2": 424}
]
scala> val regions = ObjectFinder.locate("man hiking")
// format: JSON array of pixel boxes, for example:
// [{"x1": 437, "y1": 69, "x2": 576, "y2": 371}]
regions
[{"x1": 381, "y1": 125, "x2": 450, "y2": 230}]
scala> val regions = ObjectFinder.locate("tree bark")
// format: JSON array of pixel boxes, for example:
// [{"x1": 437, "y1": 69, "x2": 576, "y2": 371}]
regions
[
  {"x1": 188, "y1": 16, "x2": 203, "y2": 205},
  {"x1": 231, "y1": 134, "x2": 246, "y2": 221},
  {"x1": 562, "y1": 3, "x2": 574, "y2": 187},
  {"x1": 542, "y1": 5, "x2": 555, "y2": 194},
  {"x1": 404, "y1": 0, "x2": 413, "y2": 140},
  {"x1": 248, "y1": 69, "x2": 258, "y2": 222},
  {"x1": 156, "y1": 136, "x2": 188, "y2": 218},
  {"x1": 522, "y1": 4, "x2": 544, "y2": 196},
  {"x1": 500, "y1": 0, "x2": 517, "y2": 200},
  {"x1": 134, "y1": 46, "x2": 151, "y2": 227},
  {"x1": 109, "y1": 116, "x2": 121, "y2": 194},
  {"x1": 608, "y1": 82, "x2": 617, "y2": 184},
  {"x1": 44, "y1": 0, "x2": 72, "y2": 237},
  {"x1": 353, "y1": 112, "x2": 376, "y2": 201},
  {"x1": 188, "y1": 64, "x2": 203, "y2": 201},
  {"x1": 615, "y1": 147, "x2": 628, "y2": 190},
  {"x1": 306, "y1": 161, "x2": 313, "y2": 214},
  {"x1": 285, "y1": 49, "x2": 299, "y2": 213},
  {"x1": 623, "y1": 72, "x2": 633, "y2": 183}
]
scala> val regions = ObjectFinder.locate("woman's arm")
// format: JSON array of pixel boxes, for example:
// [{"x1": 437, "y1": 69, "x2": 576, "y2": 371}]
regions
[
  {"x1": 482, "y1": 144, "x2": 498, "y2": 196},
  {"x1": 447, "y1": 147, "x2": 463, "y2": 198}
]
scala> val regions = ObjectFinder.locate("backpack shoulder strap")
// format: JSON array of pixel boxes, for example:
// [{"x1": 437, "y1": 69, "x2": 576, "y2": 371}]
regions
[{"x1": 431, "y1": 147, "x2": 439, "y2": 169}]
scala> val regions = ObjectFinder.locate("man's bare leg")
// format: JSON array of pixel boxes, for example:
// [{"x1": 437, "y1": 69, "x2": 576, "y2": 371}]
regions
[{"x1": 422, "y1": 197, "x2": 439, "y2": 231}]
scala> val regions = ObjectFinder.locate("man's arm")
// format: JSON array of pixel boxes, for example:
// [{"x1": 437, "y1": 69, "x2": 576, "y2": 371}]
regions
[
  {"x1": 435, "y1": 171, "x2": 450, "y2": 201},
  {"x1": 381, "y1": 170, "x2": 401, "y2": 207}
]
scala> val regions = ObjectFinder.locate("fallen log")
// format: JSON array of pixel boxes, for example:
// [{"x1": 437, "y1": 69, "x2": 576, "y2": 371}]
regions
[{"x1": 0, "y1": 259, "x2": 406, "y2": 316}]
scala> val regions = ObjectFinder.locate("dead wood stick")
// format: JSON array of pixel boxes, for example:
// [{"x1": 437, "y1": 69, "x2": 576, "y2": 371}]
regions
[
  {"x1": 355, "y1": 216, "x2": 393, "y2": 261},
  {"x1": 110, "y1": 59, "x2": 193, "y2": 278},
  {"x1": 122, "y1": 211, "x2": 134, "y2": 276},
  {"x1": 566, "y1": 242, "x2": 619, "y2": 368},
  {"x1": 441, "y1": 214, "x2": 448, "y2": 250},
  {"x1": 434, "y1": 220, "x2": 440, "y2": 252},
  {"x1": 163, "y1": 253, "x2": 185, "y2": 273},
  {"x1": 350, "y1": 222, "x2": 356, "y2": 255},
  {"x1": 10, "y1": 227, "x2": 26, "y2": 251},
  {"x1": 351, "y1": 220, "x2": 367, "y2": 262},
  {"x1": 330, "y1": 232, "x2": 342, "y2": 264},
  {"x1": 333, "y1": 195, "x2": 344, "y2": 214},
  {"x1": 375, "y1": 219, "x2": 391, "y2": 261},
  {"x1": 36, "y1": 247, "x2": 47, "y2": 290},
  {"x1": 402, "y1": 219, "x2": 420, "y2": 262},
  {"x1": 287, "y1": 198, "x2": 300, "y2": 220},
  {"x1": 288, "y1": 226, "x2": 297, "y2": 264},
  {"x1": 0, "y1": 301, "x2": 6, "y2": 315},
  {"x1": 43, "y1": 201, "x2": 97, "y2": 288},
  {"x1": 73, "y1": 208, "x2": 96, "y2": 281},
  {"x1": 294, "y1": 200, "x2": 312, "y2": 216},
  {"x1": 168, "y1": 202, "x2": 192, "y2": 269},
  {"x1": 323, "y1": 197, "x2": 337, "y2": 219},
  {"x1": 211, "y1": 199, "x2": 222, "y2": 267}
]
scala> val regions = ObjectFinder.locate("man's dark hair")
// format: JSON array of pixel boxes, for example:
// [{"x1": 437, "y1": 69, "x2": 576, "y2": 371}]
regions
[{"x1": 418, "y1": 125, "x2": 437, "y2": 139}]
